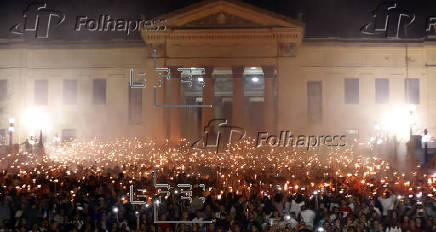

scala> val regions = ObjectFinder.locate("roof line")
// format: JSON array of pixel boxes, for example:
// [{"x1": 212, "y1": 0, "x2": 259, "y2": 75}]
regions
[
  {"x1": 154, "y1": 0, "x2": 305, "y2": 28},
  {"x1": 304, "y1": 37, "x2": 436, "y2": 43}
]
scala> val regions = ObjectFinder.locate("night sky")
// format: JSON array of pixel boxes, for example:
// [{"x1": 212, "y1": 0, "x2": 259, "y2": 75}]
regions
[{"x1": 0, "y1": 0, "x2": 434, "y2": 43}]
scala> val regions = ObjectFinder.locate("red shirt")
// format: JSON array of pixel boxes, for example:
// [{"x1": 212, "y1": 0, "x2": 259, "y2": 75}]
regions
[{"x1": 338, "y1": 206, "x2": 353, "y2": 214}]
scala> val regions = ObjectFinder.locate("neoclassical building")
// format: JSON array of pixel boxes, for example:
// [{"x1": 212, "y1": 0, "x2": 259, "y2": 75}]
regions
[{"x1": 1, "y1": 0, "x2": 436, "y2": 144}]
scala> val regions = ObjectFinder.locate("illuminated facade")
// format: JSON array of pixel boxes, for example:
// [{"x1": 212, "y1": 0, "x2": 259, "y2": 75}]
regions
[{"x1": 1, "y1": 0, "x2": 436, "y2": 144}]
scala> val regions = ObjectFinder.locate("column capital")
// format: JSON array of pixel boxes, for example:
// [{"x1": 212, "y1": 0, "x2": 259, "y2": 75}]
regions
[
  {"x1": 232, "y1": 66, "x2": 245, "y2": 78},
  {"x1": 262, "y1": 66, "x2": 277, "y2": 77}
]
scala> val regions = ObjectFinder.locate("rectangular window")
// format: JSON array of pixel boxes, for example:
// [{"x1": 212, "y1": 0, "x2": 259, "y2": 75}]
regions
[
  {"x1": 35, "y1": 80, "x2": 48, "y2": 105},
  {"x1": 375, "y1": 78, "x2": 389, "y2": 104},
  {"x1": 128, "y1": 86, "x2": 142, "y2": 124},
  {"x1": 345, "y1": 78, "x2": 359, "y2": 104},
  {"x1": 63, "y1": 79, "x2": 77, "y2": 105},
  {"x1": 0, "y1": 80, "x2": 7, "y2": 101},
  {"x1": 405, "y1": 78, "x2": 419, "y2": 104},
  {"x1": 62, "y1": 129, "x2": 77, "y2": 142},
  {"x1": 93, "y1": 79, "x2": 106, "y2": 105},
  {"x1": 307, "y1": 81, "x2": 322, "y2": 123}
]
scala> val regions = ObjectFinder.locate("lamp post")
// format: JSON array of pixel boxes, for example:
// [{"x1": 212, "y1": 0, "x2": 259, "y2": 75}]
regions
[
  {"x1": 410, "y1": 111, "x2": 413, "y2": 141},
  {"x1": 135, "y1": 211, "x2": 139, "y2": 230},
  {"x1": 8, "y1": 118, "x2": 15, "y2": 147},
  {"x1": 113, "y1": 206, "x2": 119, "y2": 223},
  {"x1": 424, "y1": 129, "x2": 429, "y2": 164},
  {"x1": 38, "y1": 130, "x2": 44, "y2": 154},
  {"x1": 408, "y1": 105, "x2": 417, "y2": 168}
]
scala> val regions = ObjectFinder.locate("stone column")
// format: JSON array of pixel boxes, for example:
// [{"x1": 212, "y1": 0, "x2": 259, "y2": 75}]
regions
[
  {"x1": 168, "y1": 67, "x2": 181, "y2": 142},
  {"x1": 232, "y1": 66, "x2": 245, "y2": 127},
  {"x1": 202, "y1": 67, "x2": 215, "y2": 128},
  {"x1": 263, "y1": 66, "x2": 276, "y2": 133}
]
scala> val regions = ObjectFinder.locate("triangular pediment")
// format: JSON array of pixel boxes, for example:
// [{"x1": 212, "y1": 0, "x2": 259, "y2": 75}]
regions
[
  {"x1": 183, "y1": 12, "x2": 263, "y2": 29},
  {"x1": 158, "y1": 0, "x2": 304, "y2": 29}
]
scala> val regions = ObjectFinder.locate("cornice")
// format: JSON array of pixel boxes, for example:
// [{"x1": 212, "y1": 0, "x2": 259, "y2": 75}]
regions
[{"x1": 142, "y1": 28, "x2": 303, "y2": 45}]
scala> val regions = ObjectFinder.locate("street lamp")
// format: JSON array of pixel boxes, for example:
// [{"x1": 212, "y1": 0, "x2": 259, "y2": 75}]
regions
[
  {"x1": 251, "y1": 77, "x2": 259, "y2": 82},
  {"x1": 408, "y1": 105, "x2": 417, "y2": 140},
  {"x1": 112, "y1": 206, "x2": 119, "y2": 222},
  {"x1": 423, "y1": 129, "x2": 429, "y2": 163},
  {"x1": 135, "y1": 211, "x2": 140, "y2": 230},
  {"x1": 21, "y1": 107, "x2": 52, "y2": 137},
  {"x1": 8, "y1": 118, "x2": 15, "y2": 147},
  {"x1": 407, "y1": 105, "x2": 417, "y2": 165}
]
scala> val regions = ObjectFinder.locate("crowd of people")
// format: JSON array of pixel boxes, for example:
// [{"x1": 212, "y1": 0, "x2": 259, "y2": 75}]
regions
[{"x1": 0, "y1": 138, "x2": 434, "y2": 232}]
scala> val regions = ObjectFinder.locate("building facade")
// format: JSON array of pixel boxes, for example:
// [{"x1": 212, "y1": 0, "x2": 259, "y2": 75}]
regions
[{"x1": 1, "y1": 0, "x2": 436, "y2": 144}]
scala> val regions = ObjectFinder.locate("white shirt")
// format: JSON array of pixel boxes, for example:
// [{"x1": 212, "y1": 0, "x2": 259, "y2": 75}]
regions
[
  {"x1": 290, "y1": 200, "x2": 304, "y2": 216},
  {"x1": 378, "y1": 196, "x2": 396, "y2": 216},
  {"x1": 300, "y1": 209, "x2": 315, "y2": 228},
  {"x1": 386, "y1": 226, "x2": 402, "y2": 232},
  {"x1": 284, "y1": 201, "x2": 291, "y2": 213},
  {"x1": 348, "y1": 202, "x2": 355, "y2": 211}
]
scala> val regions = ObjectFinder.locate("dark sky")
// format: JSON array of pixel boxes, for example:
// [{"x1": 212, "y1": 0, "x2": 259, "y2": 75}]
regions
[{"x1": 0, "y1": 0, "x2": 434, "y2": 43}]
